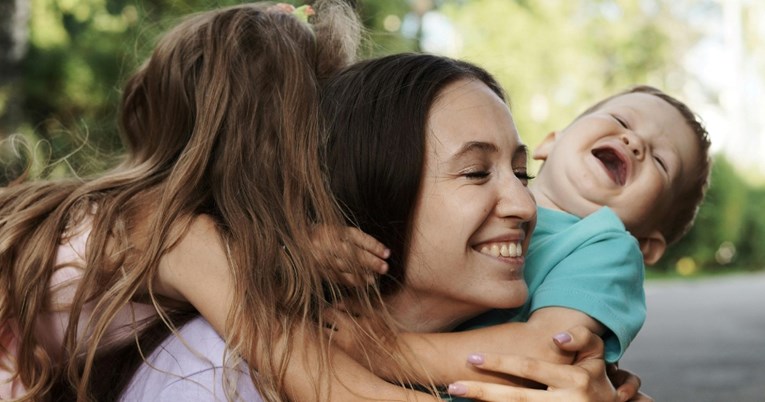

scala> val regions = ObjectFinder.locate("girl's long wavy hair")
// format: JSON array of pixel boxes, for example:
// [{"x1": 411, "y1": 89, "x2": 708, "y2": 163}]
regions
[{"x1": 0, "y1": 2, "x2": 402, "y2": 400}]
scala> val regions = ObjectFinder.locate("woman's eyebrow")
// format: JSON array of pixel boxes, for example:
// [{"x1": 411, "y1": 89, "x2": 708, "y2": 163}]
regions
[{"x1": 451, "y1": 141, "x2": 498, "y2": 160}]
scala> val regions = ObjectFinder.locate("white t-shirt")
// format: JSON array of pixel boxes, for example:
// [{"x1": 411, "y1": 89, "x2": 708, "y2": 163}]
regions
[{"x1": 120, "y1": 317, "x2": 263, "y2": 401}]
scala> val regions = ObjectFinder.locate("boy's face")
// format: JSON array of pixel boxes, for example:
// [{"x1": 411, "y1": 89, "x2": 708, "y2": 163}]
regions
[{"x1": 531, "y1": 92, "x2": 701, "y2": 238}]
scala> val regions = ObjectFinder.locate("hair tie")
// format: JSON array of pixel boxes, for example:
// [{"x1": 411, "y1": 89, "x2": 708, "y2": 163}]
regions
[{"x1": 293, "y1": 5, "x2": 315, "y2": 22}]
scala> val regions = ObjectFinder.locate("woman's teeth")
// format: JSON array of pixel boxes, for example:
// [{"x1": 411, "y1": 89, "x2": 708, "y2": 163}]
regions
[{"x1": 479, "y1": 242, "x2": 523, "y2": 258}]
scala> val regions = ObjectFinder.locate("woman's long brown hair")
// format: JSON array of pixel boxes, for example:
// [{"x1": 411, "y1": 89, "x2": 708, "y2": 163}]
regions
[{"x1": 0, "y1": 2, "x2": 404, "y2": 401}]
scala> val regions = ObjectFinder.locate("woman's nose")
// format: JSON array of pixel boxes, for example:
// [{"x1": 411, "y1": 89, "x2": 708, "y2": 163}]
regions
[{"x1": 496, "y1": 177, "x2": 536, "y2": 223}]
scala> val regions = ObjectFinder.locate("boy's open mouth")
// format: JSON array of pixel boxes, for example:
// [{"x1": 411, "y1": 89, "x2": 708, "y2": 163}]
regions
[{"x1": 592, "y1": 146, "x2": 627, "y2": 186}]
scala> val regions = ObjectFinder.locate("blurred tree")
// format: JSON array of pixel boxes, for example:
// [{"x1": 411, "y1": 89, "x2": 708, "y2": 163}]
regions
[
  {"x1": 659, "y1": 156, "x2": 742, "y2": 271},
  {"x1": 10, "y1": 0, "x2": 411, "y2": 179},
  {"x1": 0, "y1": 0, "x2": 30, "y2": 136},
  {"x1": 357, "y1": 0, "x2": 413, "y2": 55},
  {"x1": 0, "y1": 0, "x2": 31, "y2": 185},
  {"x1": 442, "y1": 0, "x2": 697, "y2": 151},
  {"x1": 737, "y1": 186, "x2": 765, "y2": 268},
  {"x1": 658, "y1": 155, "x2": 765, "y2": 272}
]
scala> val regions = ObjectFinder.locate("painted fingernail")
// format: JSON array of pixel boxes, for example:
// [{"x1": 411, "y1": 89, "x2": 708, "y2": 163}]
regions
[
  {"x1": 553, "y1": 332, "x2": 572, "y2": 344},
  {"x1": 447, "y1": 383, "x2": 467, "y2": 396},
  {"x1": 467, "y1": 353, "x2": 484, "y2": 365},
  {"x1": 382, "y1": 248, "x2": 391, "y2": 258}
]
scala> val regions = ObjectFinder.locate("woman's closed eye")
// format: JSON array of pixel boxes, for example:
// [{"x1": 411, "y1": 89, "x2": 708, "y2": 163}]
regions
[
  {"x1": 462, "y1": 168, "x2": 491, "y2": 180},
  {"x1": 513, "y1": 168, "x2": 534, "y2": 185}
]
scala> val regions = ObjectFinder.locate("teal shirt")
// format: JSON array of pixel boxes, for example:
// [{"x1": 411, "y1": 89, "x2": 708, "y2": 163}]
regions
[{"x1": 457, "y1": 206, "x2": 646, "y2": 363}]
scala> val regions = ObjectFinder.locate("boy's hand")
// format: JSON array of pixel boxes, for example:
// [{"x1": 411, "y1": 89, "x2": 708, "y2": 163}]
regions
[
  {"x1": 310, "y1": 225, "x2": 390, "y2": 287},
  {"x1": 607, "y1": 364, "x2": 653, "y2": 402}
]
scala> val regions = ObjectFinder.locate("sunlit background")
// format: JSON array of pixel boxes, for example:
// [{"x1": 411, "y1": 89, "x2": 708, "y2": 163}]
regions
[
  {"x1": 388, "y1": 0, "x2": 765, "y2": 278},
  {"x1": 0, "y1": 0, "x2": 763, "y2": 400},
  {"x1": 408, "y1": 0, "x2": 765, "y2": 178},
  {"x1": 2, "y1": 0, "x2": 761, "y2": 277}
]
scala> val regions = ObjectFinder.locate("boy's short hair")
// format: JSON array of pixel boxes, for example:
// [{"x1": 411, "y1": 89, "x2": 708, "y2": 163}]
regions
[{"x1": 576, "y1": 85, "x2": 712, "y2": 245}]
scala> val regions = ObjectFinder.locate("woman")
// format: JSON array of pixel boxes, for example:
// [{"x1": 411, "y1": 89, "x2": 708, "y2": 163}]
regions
[
  {"x1": 121, "y1": 53, "x2": 647, "y2": 401},
  {"x1": 322, "y1": 53, "x2": 647, "y2": 401}
]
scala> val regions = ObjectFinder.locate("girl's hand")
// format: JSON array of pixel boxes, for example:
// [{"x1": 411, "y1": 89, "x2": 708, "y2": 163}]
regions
[
  {"x1": 310, "y1": 225, "x2": 390, "y2": 287},
  {"x1": 446, "y1": 326, "x2": 649, "y2": 402}
]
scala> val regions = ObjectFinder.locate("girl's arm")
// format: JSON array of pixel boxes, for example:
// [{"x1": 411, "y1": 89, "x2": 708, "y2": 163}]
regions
[
  {"x1": 153, "y1": 215, "x2": 438, "y2": 401},
  {"x1": 337, "y1": 306, "x2": 604, "y2": 387}
]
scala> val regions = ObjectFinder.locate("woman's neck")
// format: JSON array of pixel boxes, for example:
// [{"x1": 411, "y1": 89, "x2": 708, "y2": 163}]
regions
[{"x1": 384, "y1": 290, "x2": 486, "y2": 333}]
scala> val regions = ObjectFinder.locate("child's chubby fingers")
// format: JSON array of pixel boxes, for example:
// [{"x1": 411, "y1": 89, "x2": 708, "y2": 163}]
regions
[
  {"x1": 446, "y1": 381, "x2": 550, "y2": 402},
  {"x1": 607, "y1": 364, "x2": 645, "y2": 402}
]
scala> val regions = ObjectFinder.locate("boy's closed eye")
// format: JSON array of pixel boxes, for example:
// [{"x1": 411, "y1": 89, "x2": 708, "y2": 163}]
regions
[
  {"x1": 654, "y1": 156, "x2": 668, "y2": 173},
  {"x1": 610, "y1": 113, "x2": 629, "y2": 128}
]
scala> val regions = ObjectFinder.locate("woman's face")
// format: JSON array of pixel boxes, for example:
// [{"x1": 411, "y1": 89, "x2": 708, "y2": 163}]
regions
[{"x1": 388, "y1": 79, "x2": 537, "y2": 332}]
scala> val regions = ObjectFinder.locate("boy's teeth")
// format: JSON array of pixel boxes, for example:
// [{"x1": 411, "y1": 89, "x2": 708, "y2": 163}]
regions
[{"x1": 479, "y1": 242, "x2": 523, "y2": 258}]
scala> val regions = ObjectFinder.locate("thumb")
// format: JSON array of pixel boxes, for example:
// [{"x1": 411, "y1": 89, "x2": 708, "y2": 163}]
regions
[{"x1": 552, "y1": 325, "x2": 605, "y2": 361}]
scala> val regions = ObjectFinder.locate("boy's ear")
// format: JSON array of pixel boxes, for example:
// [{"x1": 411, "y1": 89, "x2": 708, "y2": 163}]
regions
[
  {"x1": 532, "y1": 131, "x2": 558, "y2": 161},
  {"x1": 638, "y1": 230, "x2": 667, "y2": 265}
]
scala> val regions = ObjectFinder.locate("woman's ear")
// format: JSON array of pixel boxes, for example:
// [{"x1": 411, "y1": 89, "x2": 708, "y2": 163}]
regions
[
  {"x1": 532, "y1": 131, "x2": 558, "y2": 161},
  {"x1": 638, "y1": 230, "x2": 667, "y2": 266}
]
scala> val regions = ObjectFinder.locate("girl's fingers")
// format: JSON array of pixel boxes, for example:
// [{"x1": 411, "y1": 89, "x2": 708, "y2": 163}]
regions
[
  {"x1": 309, "y1": 225, "x2": 388, "y2": 284},
  {"x1": 344, "y1": 227, "x2": 390, "y2": 261},
  {"x1": 447, "y1": 381, "x2": 551, "y2": 402},
  {"x1": 354, "y1": 248, "x2": 388, "y2": 276}
]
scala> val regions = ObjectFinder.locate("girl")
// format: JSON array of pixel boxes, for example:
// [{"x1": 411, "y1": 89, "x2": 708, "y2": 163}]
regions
[{"x1": 0, "y1": 2, "x2": 398, "y2": 401}]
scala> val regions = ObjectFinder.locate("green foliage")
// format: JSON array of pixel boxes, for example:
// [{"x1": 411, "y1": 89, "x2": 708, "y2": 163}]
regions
[
  {"x1": 658, "y1": 156, "x2": 765, "y2": 273},
  {"x1": 443, "y1": 0, "x2": 685, "y2": 151},
  {"x1": 357, "y1": 0, "x2": 414, "y2": 55}
]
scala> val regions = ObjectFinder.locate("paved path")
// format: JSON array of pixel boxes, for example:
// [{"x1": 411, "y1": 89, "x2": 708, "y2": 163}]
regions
[{"x1": 619, "y1": 272, "x2": 765, "y2": 402}]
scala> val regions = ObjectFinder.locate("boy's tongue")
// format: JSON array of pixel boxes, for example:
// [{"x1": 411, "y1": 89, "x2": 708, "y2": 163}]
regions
[{"x1": 592, "y1": 148, "x2": 627, "y2": 186}]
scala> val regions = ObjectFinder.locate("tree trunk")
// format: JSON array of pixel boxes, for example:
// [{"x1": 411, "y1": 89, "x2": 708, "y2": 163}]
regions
[{"x1": 0, "y1": 0, "x2": 30, "y2": 139}]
